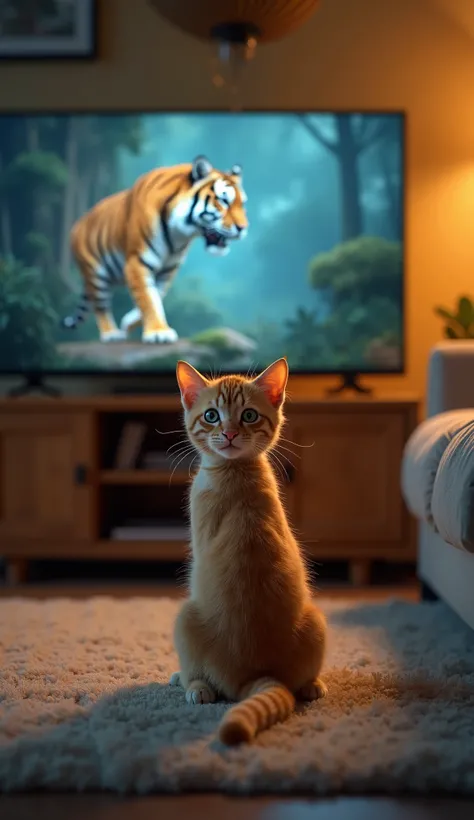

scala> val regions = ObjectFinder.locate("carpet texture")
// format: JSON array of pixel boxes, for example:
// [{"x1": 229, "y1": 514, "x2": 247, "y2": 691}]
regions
[{"x1": 1, "y1": 596, "x2": 474, "y2": 795}]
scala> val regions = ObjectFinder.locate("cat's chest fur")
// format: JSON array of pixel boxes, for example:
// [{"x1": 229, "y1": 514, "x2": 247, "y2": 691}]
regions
[
  {"x1": 189, "y1": 463, "x2": 264, "y2": 544},
  {"x1": 188, "y1": 461, "x2": 304, "y2": 622}
]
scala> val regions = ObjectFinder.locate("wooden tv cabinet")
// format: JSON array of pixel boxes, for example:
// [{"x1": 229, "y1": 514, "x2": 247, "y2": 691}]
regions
[{"x1": 0, "y1": 394, "x2": 418, "y2": 586}]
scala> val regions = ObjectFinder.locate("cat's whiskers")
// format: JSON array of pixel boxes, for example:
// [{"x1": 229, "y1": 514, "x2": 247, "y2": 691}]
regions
[
  {"x1": 188, "y1": 454, "x2": 199, "y2": 478},
  {"x1": 168, "y1": 441, "x2": 195, "y2": 460},
  {"x1": 279, "y1": 435, "x2": 315, "y2": 449},
  {"x1": 155, "y1": 428, "x2": 184, "y2": 436},
  {"x1": 168, "y1": 445, "x2": 196, "y2": 469},
  {"x1": 169, "y1": 448, "x2": 196, "y2": 485},
  {"x1": 272, "y1": 449, "x2": 297, "y2": 473},
  {"x1": 166, "y1": 438, "x2": 188, "y2": 455},
  {"x1": 268, "y1": 451, "x2": 290, "y2": 482},
  {"x1": 273, "y1": 443, "x2": 301, "y2": 461}
]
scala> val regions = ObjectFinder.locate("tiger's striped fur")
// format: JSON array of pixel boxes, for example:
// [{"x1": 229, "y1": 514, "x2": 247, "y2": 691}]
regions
[
  {"x1": 63, "y1": 155, "x2": 248, "y2": 343},
  {"x1": 171, "y1": 359, "x2": 327, "y2": 745}
]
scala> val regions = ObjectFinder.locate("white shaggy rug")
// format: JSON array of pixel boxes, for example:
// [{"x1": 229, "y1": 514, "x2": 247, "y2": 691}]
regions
[{"x1": 1, "y1": 596, "x2": 474, "y2": 795}]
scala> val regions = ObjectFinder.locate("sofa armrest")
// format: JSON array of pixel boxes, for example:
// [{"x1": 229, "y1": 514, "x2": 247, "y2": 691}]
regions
[
  {"x1": 401, "y1": 409, "x2": 474, "y2": 526},
  {"x1": 427, "y1": 342, "x2": 474, "y2": 417},
  {"x1": 431, "y1": 420, "x2": 474, "y2": 553}
]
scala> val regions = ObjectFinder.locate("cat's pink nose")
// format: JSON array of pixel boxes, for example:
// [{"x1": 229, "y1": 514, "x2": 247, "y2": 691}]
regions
[{"x1": 222, "y1": 430, "x2": 239, "y2": 441}]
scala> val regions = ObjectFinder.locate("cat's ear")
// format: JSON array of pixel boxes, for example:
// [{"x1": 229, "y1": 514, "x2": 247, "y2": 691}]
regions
[
  {"x1": 176, "y1": 360, "x2": 208, "y2": 409},
  {"x1": 253, "y1": 358, "x2": 288, "y2": 408}
]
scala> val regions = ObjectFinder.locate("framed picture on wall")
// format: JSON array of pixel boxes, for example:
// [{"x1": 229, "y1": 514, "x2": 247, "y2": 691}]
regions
[{"x1": 0, "y1": 0, "x2": 97, "y2": 60}]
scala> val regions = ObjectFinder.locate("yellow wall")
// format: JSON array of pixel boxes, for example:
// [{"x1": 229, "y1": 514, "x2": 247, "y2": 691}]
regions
[{"x1": 1, "y1": 0, "x2": 474, "y2": 399}]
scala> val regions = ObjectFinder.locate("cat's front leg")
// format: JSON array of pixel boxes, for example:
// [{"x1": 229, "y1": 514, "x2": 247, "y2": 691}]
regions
[
  {"x1": 170, "y1": 670, "x2": 217, "y2": 704},
  {"x1": 185, "y1": 679, "x2": 217, "y2": 705},
  {"x1": 296, "y1": 677, "x2": 328, "y2": 701},
  {"x1": 173, "y1": 598, "x2": 217, "y2": 705},
  {"x1": 169, "y1": 670, "x2": 216, "y2": 703}
]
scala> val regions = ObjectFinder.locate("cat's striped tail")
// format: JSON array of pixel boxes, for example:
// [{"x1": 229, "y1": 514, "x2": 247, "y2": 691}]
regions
[{"x1": 219, "y1": 677, "x2": 295, "y2": 745}]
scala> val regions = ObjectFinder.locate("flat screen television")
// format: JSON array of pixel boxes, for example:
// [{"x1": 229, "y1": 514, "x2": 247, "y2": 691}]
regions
[{"x1": 0, "y1": 110, "x2": 405, "y2": 392}]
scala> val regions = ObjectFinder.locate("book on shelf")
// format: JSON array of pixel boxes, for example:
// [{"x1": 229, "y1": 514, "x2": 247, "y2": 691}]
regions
[
  {"x1": 141, "y1": 450, "x2": 170, "y2": 469},
  {"x1": 141, "y1": 450, "x2": 195, "y2": 471},
  {"x1": 110, "y1": 518, "x2": 190, "y2": 541},
  {"x1": 113, "y1": 421, "x2": 147, "y2": 469}
]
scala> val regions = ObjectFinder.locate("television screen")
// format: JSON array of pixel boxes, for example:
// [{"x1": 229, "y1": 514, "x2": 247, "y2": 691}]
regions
[{"x1": 0, "y1": 111, "x2": 404, "y2": 375}]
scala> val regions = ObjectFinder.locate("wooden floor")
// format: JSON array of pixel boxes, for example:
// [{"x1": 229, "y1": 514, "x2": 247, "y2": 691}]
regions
[
  {"x1": 2, "y1": 582, "x2": 471, "y2": 817},
  {"x1": 2, "y1": 794, "x2": 474, "y2": 819}
]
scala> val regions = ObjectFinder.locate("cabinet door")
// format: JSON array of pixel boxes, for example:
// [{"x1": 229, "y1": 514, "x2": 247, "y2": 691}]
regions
[
  {"x1": 0, "y1": 412, "x2": 93, "y2": 541},
  {"x1": 287, "y1": 412, "x2": 405, "y2": 544}
]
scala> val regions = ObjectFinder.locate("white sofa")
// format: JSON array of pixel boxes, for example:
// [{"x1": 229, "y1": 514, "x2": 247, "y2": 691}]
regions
[{"x1": 401, "y1": 342, "x2": 474, "y2": 628}]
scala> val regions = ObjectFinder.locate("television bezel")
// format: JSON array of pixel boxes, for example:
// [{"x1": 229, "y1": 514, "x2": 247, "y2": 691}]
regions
[{"x1": 0, "y1": 108, "x2": 407, "y2": 379}]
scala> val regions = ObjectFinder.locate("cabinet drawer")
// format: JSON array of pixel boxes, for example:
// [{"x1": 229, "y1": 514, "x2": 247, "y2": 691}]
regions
[
  {"x1": 287, "y1": 412, "x2": 405, "y2": 543},
  {"x1": 0, "y1": 411, "x2": 94, "y2": 541}
]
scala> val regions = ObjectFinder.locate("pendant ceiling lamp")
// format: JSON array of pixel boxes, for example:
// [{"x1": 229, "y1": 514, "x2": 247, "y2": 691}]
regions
[
  {"x1": 148, "y1": 1, "x2": 322, "y2": 101},
  {"x1": 148, "y1": 0, "x2": 322, "y2": 46}
]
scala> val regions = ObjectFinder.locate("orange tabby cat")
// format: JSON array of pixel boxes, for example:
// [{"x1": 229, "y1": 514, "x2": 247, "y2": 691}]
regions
[{"x1": 171, "y1": 358, "x2": 327, "y2": 744}]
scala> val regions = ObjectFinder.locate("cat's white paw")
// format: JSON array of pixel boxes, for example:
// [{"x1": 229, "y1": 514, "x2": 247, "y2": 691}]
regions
[
  {"x1": 185, "y1": 684, "x2": 216, "y2": 705},
  {"x1": 169, "y1": 671, "x2": 181, "y2": 687},
  {"x1": 100, "y1": 329, "x2": 127, "y2": 342},
  {"x1": 142, "y1": 327, "x2": 178, "y2": 344},
  {"x1": 298, "y1": 678, "x2": 328, "y2": 701}
]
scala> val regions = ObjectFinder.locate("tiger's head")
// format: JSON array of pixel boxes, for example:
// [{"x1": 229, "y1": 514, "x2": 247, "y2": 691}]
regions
[{"x1": 175, "y1": 155, "x2": 248, "y2": 257}]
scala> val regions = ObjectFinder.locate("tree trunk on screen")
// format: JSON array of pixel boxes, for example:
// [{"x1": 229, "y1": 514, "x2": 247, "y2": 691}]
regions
[
  {"x1": 378, "y1": 145, "x2": 401, "y2": 239},
  {"x1": 0, "y1": 150, "x2": 12, "y2": 256},
  {"x1": 298, "y1": 113, "x2": 390, "y2": 241},
  {"x1": 76, "y1": 167, "x2": 93, "y2": 220},
  {"x1": 25, "y1": 117, "x2": 43, "y2": 267},
  {"x1": 336, "y1": 115, "x2": 362, "y2": 239},
  {"x1": 26, "y1": 117, "x2": 39, "y2": 151},
  {"x1": 60, "y1": 116, "x2": 79, "y2": 288}
]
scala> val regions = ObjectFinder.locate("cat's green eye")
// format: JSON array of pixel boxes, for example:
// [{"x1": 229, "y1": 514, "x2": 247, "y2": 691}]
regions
[
  {"x1": 204, "y1": 408, "x2": 220, "y2": 424},
  {"x1": 241, "y1": 408, "x2": 259, "y2": 424}
]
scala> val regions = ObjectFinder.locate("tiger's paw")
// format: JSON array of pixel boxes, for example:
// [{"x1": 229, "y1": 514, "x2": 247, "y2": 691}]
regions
[
  {"x1": 142, "y1": 327, "x2": 178, "y2": 344},
  {"x1": 297, "y1": 677, "x2": 328, "y2": 701},
  {"x1": 100, "y1": 329, "x2": 127, "y2": 342},
  {"x1": 185, "y1": 680, "x2": 216, "y2": 705}
]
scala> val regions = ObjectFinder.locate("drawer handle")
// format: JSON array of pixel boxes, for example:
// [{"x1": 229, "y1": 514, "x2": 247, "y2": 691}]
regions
[{"x1": 74, "y1": 464, "x2": 88, "y2": 485}]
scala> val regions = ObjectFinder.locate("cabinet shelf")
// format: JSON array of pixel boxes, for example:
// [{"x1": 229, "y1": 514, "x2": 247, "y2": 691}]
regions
[
  {"x1": 0, "y1": 393, "x2": 419, "y2": 585},
  {"x1": 96, "y1": 540, "x2": 188, "y2": 560},
  {"x1": 100, "y1": 469, "x2": 191, "y2": 486}
]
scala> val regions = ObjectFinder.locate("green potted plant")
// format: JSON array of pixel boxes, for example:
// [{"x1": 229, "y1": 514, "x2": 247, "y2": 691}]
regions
[{"x1": 434, "y1": 295, "x2": 474, "y2": 339}]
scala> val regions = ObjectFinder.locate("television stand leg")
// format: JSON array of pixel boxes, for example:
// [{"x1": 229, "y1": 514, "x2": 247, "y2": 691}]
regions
[
  {"x1": 4, "y1": 558, "x2": 28, "y2": 586},
  {"x1": 8, "y1": 373, "x2": 61, "y2": 398},
  {"x1": 326, "y1": 373, "x2": 372, "y2": 396},
  {"x1": 420, "y1": 581, "x2": 439, "y2": 602}
]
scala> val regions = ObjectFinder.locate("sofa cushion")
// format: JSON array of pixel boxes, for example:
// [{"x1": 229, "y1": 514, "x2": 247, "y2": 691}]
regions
[
  {"x1": 401, "y1": 409, "x2": 474, "y2": 527},
  {"x1": 431, "y1": 421, "x2": 474, "y2": 553}
]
